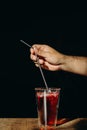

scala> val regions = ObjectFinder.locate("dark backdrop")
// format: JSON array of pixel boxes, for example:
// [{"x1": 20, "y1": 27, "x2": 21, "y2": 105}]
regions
[{"x1": 0, "y1": 12, "x2": 87, "y2": 118}]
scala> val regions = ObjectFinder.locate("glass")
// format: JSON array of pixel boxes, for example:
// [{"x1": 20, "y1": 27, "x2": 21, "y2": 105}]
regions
[{"x1": 35, "y1": 88, "x2": 61, "y2": 129}]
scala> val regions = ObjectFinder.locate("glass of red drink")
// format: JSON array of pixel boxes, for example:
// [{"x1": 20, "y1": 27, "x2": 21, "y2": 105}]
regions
[{"x1": 35, "y1": 88, "x2": 61, "y2": 129}]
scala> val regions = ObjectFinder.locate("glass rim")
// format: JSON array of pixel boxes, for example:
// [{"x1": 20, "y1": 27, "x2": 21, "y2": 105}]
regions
[{"x1": 35, "y1": 87, "x2": 61, "y2": 91}]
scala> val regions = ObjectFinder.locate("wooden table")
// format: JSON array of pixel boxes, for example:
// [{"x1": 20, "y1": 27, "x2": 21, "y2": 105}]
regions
[{"x1": 0, "y1": 118, "x2": 87, "y2": 130}]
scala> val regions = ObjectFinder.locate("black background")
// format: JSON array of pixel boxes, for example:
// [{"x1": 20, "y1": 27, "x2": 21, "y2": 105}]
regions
[{"x1": 0, "y1": 9, "x2": 87, "y2": 118}]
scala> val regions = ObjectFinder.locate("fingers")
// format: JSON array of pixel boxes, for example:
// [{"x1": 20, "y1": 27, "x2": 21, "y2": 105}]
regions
[
  {"x1": 30, "y1": 47, "x2": 35, "y2": 54},
  {"x1": 30, "y1": 45, "x2": 40, "y2": 58},
  {"x1": 31, "y1": 44, "x2": 47, "y2": 57},
  {"x1": 30, "y1": 52, "x2": 44, "y2": 64},
  {"x1": 30, "y1": 54, "x2": 37, "y2": 62},
  {"x1": 34, "y1": 59, "x2": 44, "y2": 65},
  {"x1": 34, "y1": 62, "x2": 48, "y2": 70},
  {"x1": 30, "y1": 44, "x2": 47, "y2": 67},
  {"x1": 30, "y1": 45, "x2": 45, "y2": 62},
  {"x1": 30, "y1": 47, "x2": 38, "y2": 61},
  {"x1": 32, "y1": 44, "x2": 43, "y2": 49}
]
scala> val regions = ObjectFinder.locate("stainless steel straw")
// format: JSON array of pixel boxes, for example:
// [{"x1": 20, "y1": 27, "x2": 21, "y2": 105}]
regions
[{"x1": 20, "y1": 40, "x2": 49, "y2": 91}]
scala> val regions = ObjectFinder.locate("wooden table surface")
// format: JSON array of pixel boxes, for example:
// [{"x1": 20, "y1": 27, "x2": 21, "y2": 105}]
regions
[{"x1": 0, "y1": 118, "x2": 87, "y2": 130}]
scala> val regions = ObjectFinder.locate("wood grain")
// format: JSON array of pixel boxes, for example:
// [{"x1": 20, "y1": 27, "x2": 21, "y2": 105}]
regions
[{"x1": 0, "y1": 118, "x2": 87, "y2": 130}]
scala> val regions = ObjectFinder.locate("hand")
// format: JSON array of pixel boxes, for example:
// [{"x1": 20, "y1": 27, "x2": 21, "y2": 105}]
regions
[
  {"x1": 30, "y1": 44, "x2": 65, "y2": 71},
  {"x1": 30, "y1": 44, "x2": 87, "y2": 76}
]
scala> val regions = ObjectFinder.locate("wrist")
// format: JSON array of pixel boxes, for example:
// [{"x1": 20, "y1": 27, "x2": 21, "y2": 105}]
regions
[
  {"x1": 58, "y1": 54, "x2": 69, "y2": 71},
  {"x1": 61, "y1": 55, "x2": 76, "y2": 72}
]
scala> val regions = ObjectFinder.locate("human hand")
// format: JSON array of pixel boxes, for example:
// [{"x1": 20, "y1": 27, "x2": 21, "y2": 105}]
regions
[{"x1": 30, "y1": 44, "x2": 65, "y2": 71}]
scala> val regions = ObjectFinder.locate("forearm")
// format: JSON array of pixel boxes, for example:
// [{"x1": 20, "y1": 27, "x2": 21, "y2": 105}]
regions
[{"x1": 61, "y1": 55, "x2": 87, "y2": 76}]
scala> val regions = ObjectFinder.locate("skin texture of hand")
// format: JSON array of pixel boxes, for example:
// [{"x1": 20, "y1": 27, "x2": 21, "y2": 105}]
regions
[
  {"x1": 30, "y1": 44, "x2": 87, "y2": 76},
  {"x1": 30, "y1": 44, "x2": 65, "y2": 71}
]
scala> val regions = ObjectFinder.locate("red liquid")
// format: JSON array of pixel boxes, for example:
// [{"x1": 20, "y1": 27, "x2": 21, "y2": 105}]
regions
[{"x1": 36, "y1": 92, "x2": 60, "y2": 126}]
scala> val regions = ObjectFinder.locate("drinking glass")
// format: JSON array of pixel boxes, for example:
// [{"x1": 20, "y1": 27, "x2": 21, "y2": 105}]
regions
[{"x1": 35, "y1": 88, "x2": 61, "y2": 129}]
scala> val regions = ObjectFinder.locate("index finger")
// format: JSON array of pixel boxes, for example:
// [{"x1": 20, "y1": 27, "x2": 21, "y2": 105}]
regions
[{"x1": 30, "y1": 47, "x2": 35, "y2": 54}]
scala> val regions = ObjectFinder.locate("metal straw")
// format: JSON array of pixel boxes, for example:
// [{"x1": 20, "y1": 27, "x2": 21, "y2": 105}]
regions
[{"x1": 20, "y1": 40, "x2": 49, "y2": 91}]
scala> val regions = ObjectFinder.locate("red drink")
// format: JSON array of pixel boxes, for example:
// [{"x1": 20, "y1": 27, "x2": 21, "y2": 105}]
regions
[{"x1": 35, "y1": 88, "x2": 61, "y2": 128}]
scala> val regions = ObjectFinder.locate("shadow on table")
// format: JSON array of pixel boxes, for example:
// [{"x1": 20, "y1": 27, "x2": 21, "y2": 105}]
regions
[
  {"x1": 33, "y1": 118, "x2": 87, "y2": 130},
  {"x1": 57, "y1": 118, "x2": 87, "y2": 130},
  {"x1": 22, "y1": 118, "x2": 87, "y2": 130}
]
